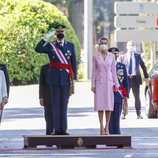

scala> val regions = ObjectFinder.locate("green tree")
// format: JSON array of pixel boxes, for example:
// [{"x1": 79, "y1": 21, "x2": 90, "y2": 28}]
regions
[
  {"x1": 0, "y1": 0, "x2": 80, "y2": 85},
  {"x1": 94, "y1": 0, "x2": 132, "y2": 41}
]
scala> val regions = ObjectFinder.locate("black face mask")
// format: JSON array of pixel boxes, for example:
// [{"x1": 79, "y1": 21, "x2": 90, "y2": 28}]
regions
[{"x1": 57, "y1": 33, "x2": 64, "y2": 40}]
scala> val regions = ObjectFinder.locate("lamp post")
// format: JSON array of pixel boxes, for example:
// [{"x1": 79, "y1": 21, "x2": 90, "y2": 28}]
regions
[{"x1": 84, "y1": 0, "x2": 93, "y2": 79}]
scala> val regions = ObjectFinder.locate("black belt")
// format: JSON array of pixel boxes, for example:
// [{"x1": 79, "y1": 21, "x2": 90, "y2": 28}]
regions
[{"x1": 128, "y1": 75, "x2": 136, "y2": 78}]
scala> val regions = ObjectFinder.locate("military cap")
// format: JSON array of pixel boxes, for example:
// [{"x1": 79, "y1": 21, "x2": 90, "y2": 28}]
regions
[
  {"x1": 54, "y1": 24, "x2": 66, "y2": 31},
  {"x1": 108, "y1": 47, "x2": 119, "y2": 54}
]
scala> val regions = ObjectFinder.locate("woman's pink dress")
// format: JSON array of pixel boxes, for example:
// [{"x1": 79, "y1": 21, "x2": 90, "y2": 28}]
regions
[{"x1": 92, "y1": 52, "x2": 119, "y2": 111}]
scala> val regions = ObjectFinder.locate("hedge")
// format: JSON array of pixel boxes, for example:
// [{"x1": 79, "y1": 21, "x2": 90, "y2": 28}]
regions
[{"x1": 0, "y1": 0, "x2": 81, "y2": 85}]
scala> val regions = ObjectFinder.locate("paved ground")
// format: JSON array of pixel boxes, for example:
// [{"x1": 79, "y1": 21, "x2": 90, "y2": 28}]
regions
[{"x1": 0, "y1": 81, "x2": 158, "y2": 157}]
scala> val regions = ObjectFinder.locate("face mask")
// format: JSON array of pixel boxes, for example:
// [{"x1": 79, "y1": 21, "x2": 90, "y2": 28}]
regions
[
  {"x1": 57, "y1": 33, "x2": 64, "y2": 40},
  {"x1": 100, "y1": 44, "x2": 108, "y2": 51}
]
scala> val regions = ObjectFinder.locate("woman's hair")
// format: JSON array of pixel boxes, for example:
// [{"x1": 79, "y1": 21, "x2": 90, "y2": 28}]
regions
[{"x1": 99, "y1": 37, "x2": 108, "y2": 44}]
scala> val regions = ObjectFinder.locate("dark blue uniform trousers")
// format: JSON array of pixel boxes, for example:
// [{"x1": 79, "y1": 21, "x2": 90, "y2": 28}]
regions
[
  {"x1": 109, "y1": 92, "x2": 123, "y2": 134},
  {"x1": 50, "y1": 85, "x2": 70, "y2": 132},
  {"x1": 44, "y1": 103, "x2": 53, "y2": 135}
]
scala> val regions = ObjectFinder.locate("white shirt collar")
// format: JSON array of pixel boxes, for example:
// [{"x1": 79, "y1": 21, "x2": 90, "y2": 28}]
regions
[{"x1": 57, "y1": 39, "x2": 64, "y2": 45}]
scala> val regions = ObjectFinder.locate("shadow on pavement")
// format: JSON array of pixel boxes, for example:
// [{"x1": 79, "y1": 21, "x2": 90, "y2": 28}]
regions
[{"x1": 2, "y1": 107, "x2": 95, "y2": 120}]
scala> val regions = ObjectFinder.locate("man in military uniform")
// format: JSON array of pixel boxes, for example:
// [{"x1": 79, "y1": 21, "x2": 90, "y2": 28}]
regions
[
  {"x1": 35, "y1": 24, "x2": 77, "y2": 135},
  {"x1": 39, "y1": 64, "x2": 53, "y2": 135},
  {"x1": 108, "y1": 47, "x2": 129, "y2": 134}
]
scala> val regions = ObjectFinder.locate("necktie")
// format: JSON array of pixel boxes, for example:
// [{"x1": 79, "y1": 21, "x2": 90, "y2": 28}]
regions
[
  {"x1": 59, "y1": 41, "x2": 63, "y2": 49},
  {"x1": 128, "y1": 53, "x2": 132, "y2": 75}
]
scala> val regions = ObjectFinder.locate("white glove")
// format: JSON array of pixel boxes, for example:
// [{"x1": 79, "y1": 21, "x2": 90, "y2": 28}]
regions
[{"x1": 43, "y1": 30, "x2": 55, "y2": 41}]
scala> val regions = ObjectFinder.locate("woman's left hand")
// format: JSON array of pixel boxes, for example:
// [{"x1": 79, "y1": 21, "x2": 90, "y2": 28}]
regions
[{"x1": 113, "y1": 85, "x2": 119, "y2": 92}]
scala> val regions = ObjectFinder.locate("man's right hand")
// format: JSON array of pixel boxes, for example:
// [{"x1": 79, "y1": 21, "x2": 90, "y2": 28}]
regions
[
  {"x1": 43, "y1": 29, "x2": 56, "y2": 41},
  {"x1": 39, "y1": 99, "x2": 44, "y2": 106}
]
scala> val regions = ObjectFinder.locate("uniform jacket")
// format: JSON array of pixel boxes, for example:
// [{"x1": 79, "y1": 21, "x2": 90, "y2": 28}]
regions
[
  {"x1": 114, "y1": 62, "x2": 129, "y2": 103},
  {"x1": 39, "y1": 64, "x2": 51, "y2": 104},
  {"x1": 0, "y1": 64, "x2": 10, "y2": 97},
  {"x1": 119, "y1": 52, "x2": 148, "y2": 84},
  {"x1": 35, "y1": 39, "x2": 77, "y2": 86}
]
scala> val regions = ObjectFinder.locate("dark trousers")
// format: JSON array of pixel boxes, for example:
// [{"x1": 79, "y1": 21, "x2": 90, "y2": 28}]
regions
[
  {"x1": 128, "y1": 76, "x2": 141, "y2": 116},
  {"x1": 49, "y1": 85, "x2": 70, "y2": 132},
  {"x1": 109, "y1": 93, "x2": 123, "y2": 134},
  {"x1": 44, "y1": 103, "x2": 53, "y2": 135}
]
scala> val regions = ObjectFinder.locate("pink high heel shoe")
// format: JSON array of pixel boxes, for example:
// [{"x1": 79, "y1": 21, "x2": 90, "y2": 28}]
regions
[
  {"x1": 100, "y1": 127, "x2": 105, "y2": 135},
  {"x1": 105, "y1": 128, "x2": 109, "y2": 135}
]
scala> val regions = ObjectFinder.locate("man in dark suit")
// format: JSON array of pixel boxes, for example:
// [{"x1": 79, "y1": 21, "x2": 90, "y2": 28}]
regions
[
  {"x1": 108, "y1": 47, "x2": 129, "y2": 134},
  {"x1": 0, "y1": 64, "x2": 10, "y2": 97},
  {"x1": 39, "y1": 64, "x2": 53, "y2": 135},
  {"x1": 35, "y1": 24, "x2": 77, "y2": 135},
  {"x1": 119, "y1": 41, "x2": 149, "y2": 119}
]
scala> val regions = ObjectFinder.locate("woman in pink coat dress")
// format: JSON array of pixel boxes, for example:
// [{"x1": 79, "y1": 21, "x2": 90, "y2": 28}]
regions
[{"x1": 91, "y1": 37, "x2": 119, "y2": 135}]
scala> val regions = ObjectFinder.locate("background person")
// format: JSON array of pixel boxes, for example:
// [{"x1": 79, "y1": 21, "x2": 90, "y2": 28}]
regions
[
  {"x1": 108, "y1": 47, "x2": 129, "y2": 134},
  {"x1": 0, "y1": 64, "x2": 9, "y2": 124},
  {"x1": 0, "y1": 64, "x2": 10, "y2": 97},
  {"x1": 0, "y1": 70, "x2": 8, "y2": 124},
  {"x1": 35, "y1": 24, "x2": 77, "y2": 135},
  {"x1": 119, "y1": 41, "x2": 149, "y2": 119},
  {"x1": 39, "y1": 64, "x2": 53, "y2": 135},
  {"x1": 91, "y1": 37, "x2": 119, "y2": 135}
]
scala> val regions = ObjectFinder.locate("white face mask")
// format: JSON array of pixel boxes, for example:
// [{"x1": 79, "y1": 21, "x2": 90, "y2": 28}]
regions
[{"x1": 100, "y1": 44, "x2": 108, "y2": 51}]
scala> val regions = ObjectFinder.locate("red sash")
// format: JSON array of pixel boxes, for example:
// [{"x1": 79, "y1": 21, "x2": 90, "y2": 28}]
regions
[
  {"x1": 49, "y1": 62, "x2": 74, "y2": 79},
  {"x1": 50, "y1": 42, "x2": 69, "y2": 72}
]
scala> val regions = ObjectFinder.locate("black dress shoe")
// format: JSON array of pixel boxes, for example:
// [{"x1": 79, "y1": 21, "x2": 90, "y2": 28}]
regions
[
  {"x1": 121, "y1": 115, "x2": 126, "y2": 119},
  {"x1": 137, "y1": 115, "x2": 143, "y2": 119},
  {"x1": 51, "y1": 131, "x2": 60, "y2": 135},
  {"x1": 60, "y1": 131, "x2": 69, "y2": 135}
]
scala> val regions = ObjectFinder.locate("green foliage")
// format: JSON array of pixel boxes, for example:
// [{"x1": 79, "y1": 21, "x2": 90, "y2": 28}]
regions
[
  {"x1": 44, "y1": 0, "x2": 82, "y2": 5},
  {"x1": 77, "y1": 63, "x2": 84, "y2": 80},
  {"x1": 93, "y1": 0, "x2": 132, "y2": 40},
  {"x1": 142, "y1": 42, "x2": 151, "y2": 69},
  {"x1": 0, "y1": 0, "x2": 80, "y2": 85},
  {"x1": 138, "y1": 0, "x2": 158, "y2": 69}
]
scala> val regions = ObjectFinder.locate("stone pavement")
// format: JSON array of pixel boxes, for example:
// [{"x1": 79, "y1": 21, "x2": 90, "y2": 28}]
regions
[{"x1": 0, "y1": 81, "x2": 158, "y2": 157}]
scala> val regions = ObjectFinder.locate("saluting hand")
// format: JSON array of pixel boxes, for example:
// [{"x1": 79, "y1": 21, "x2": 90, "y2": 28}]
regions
[{"x1": 43, "y1": 29, "x2": 56, "y2": 41}]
